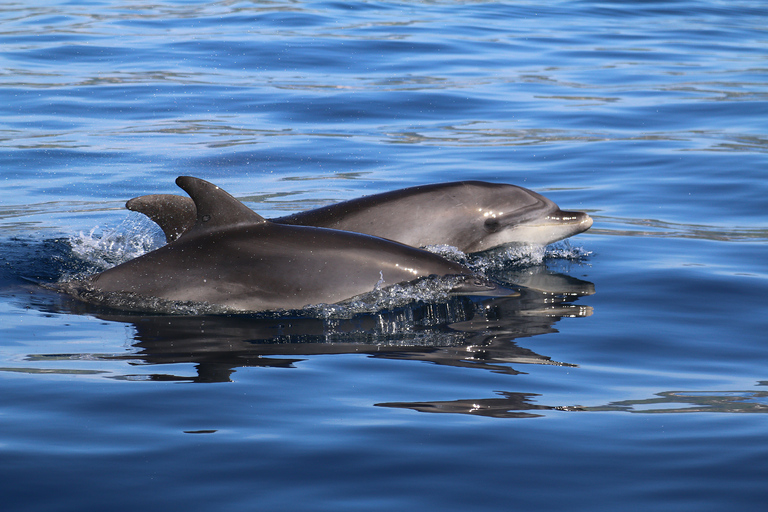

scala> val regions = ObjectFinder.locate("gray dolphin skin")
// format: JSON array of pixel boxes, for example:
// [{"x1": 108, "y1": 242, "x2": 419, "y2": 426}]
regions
[
  {"x1": 73, "y1": 177, "x2": 495, "y2": 313},
  {"x1": 128, "y1": 181, "x2": 592, "y2": 253}
]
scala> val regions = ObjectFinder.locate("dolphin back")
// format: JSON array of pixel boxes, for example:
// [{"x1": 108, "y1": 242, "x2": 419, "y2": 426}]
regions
[{"x1": 76, "y1": 177, "x2": 484, "y2": 313}]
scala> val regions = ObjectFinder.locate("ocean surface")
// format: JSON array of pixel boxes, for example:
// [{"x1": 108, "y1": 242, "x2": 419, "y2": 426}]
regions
[{"x1": 2, "y1": 1, "x2": 767, "y2": 510}]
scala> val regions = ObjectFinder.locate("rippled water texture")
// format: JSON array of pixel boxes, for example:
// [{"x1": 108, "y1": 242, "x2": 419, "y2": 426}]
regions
[{"x1": 1, "y1": 1, "x2": 767, "y2": 511}]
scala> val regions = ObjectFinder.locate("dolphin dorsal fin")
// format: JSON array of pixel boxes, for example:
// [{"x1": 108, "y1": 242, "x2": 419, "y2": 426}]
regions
[
  {"x1": 175, "y1": 176, "x2": 268, "y2": 237},
  {"x1": 126, "y1": 194, "x2": 197, "y2": 243}
]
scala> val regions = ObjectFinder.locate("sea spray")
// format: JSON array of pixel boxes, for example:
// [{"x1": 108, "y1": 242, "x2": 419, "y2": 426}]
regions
[{"x1": 68, "y1": 213, "x2": 165, "y2": 273}]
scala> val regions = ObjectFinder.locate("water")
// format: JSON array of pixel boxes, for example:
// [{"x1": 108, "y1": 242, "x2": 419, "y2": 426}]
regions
[{"x1": 2, "y1": 1, "x2": 768, "y2": 510}]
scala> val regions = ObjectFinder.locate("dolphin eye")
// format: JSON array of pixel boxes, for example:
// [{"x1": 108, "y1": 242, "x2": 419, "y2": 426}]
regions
[{"x1": 484, "y1": 217, "x2": 500, "y2": 233}]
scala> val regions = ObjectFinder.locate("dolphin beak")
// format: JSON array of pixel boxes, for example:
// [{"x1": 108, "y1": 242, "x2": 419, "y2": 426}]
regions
[
  {"x1": 578, "y1": 212, "x2": 594, "y2": 230},
  {"x1": 553, "y1": 210, "x2": 593, "y2": 231},
  {"x1": 553, "y1": 210, "x2": 591, "y2": 224}
]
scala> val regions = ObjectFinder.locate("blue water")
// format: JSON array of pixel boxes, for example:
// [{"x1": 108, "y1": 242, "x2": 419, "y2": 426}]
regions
[{"x1": 2, "y1": 1, "x2": 768, "y2": 510}]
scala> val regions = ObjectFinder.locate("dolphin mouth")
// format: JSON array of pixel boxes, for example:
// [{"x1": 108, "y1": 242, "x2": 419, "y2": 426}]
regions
[{"x1": 545, "y1": 210, "x2": 592, "y2": 226}]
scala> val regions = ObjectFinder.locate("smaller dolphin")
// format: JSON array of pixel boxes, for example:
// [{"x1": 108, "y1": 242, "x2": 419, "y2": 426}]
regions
[
  {"x1": 65, "y1": 177, "x2": 498, "y2": 313},
  {"x1": 127, "y1": 181, "x2": 592, "y2": 253}
]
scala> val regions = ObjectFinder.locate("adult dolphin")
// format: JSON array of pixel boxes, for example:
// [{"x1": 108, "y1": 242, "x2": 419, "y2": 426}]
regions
[
  {"x1": 63, "y1": 177, "x2": 499, "y2": 313},
  {"x1": 127, "y1": 181, "x2": 593, "y2": 253}
]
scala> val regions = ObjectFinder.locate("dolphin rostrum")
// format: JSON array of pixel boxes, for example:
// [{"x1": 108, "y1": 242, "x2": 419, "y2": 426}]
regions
[
  {"x1": 64, "y1": 177, "x2": 499, "y2": 313},
  {"x1": 127, "y1": 181, "x2": 592, "y2": 253}
]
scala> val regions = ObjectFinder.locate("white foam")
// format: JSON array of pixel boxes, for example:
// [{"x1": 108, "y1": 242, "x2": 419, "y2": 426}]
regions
[
  {"x1": 68, "y1": 214, "x2": 165, "y2": 273},
  {"x1": 308, "y1": 275, "x2": 468, "y2": 319},
  {"x1": 432, "y1": 241, "x2": 591, "y2": 272},
  {"x1": 544, "y1": 240, "x2": 593, "y2": 261}
]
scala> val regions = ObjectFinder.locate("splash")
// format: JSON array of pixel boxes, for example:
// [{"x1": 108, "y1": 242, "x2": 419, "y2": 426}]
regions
[
  {"x1": 307, "y1": 275, "x2": 471, "y2": 319},
  {"x1": 424, "y1": 240, "x2": 591, "y2": 275},
  {"x1": 544, "y1": 240, "x2": 593, "y2": 261},
  {"x1": 67, "y1": 214, "x2": 165, "y2": 274}
]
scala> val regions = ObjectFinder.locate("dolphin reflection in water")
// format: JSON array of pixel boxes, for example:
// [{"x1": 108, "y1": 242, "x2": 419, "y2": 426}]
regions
[
  {"x1": 30, "y1": 252, "x2": 596, "y2": 417},
  {"x1": 51, "y1": 268, "x2": 595, "y2": 385}
]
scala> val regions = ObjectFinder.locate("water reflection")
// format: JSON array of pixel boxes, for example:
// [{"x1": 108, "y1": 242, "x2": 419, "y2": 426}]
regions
[
  {"x1": 590, "y1": 215, "x2": 768, "y2": 242},
  {"x1": 586, "y1": 389, "x2": 768, "y2": 414},
  {"x1": 24, "y1": 278, "x2": 767, "y2": 418},
  {"x1": 374, "y1": 387, "x2": 768, "y2": 418},
  {"x1": 376, "y1": 391, "x2": 563, "y2": 419},
  {"x1": 26, "y1": 267, "x2": 594, "y2": 384}
]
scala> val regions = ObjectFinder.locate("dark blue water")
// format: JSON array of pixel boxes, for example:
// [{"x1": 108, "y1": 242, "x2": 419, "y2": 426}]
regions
[{"x1": 2, "y1": 1, "x2": 767, "y2": 511}]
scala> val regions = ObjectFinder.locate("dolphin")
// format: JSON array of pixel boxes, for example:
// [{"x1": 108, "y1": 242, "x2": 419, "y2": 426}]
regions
[
  {"x1": 64, "y1": 177, "x2": 499, "y2": 313},
  {"x1": 127, "y1": 181, "x2": 592, "y2": 253}
]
